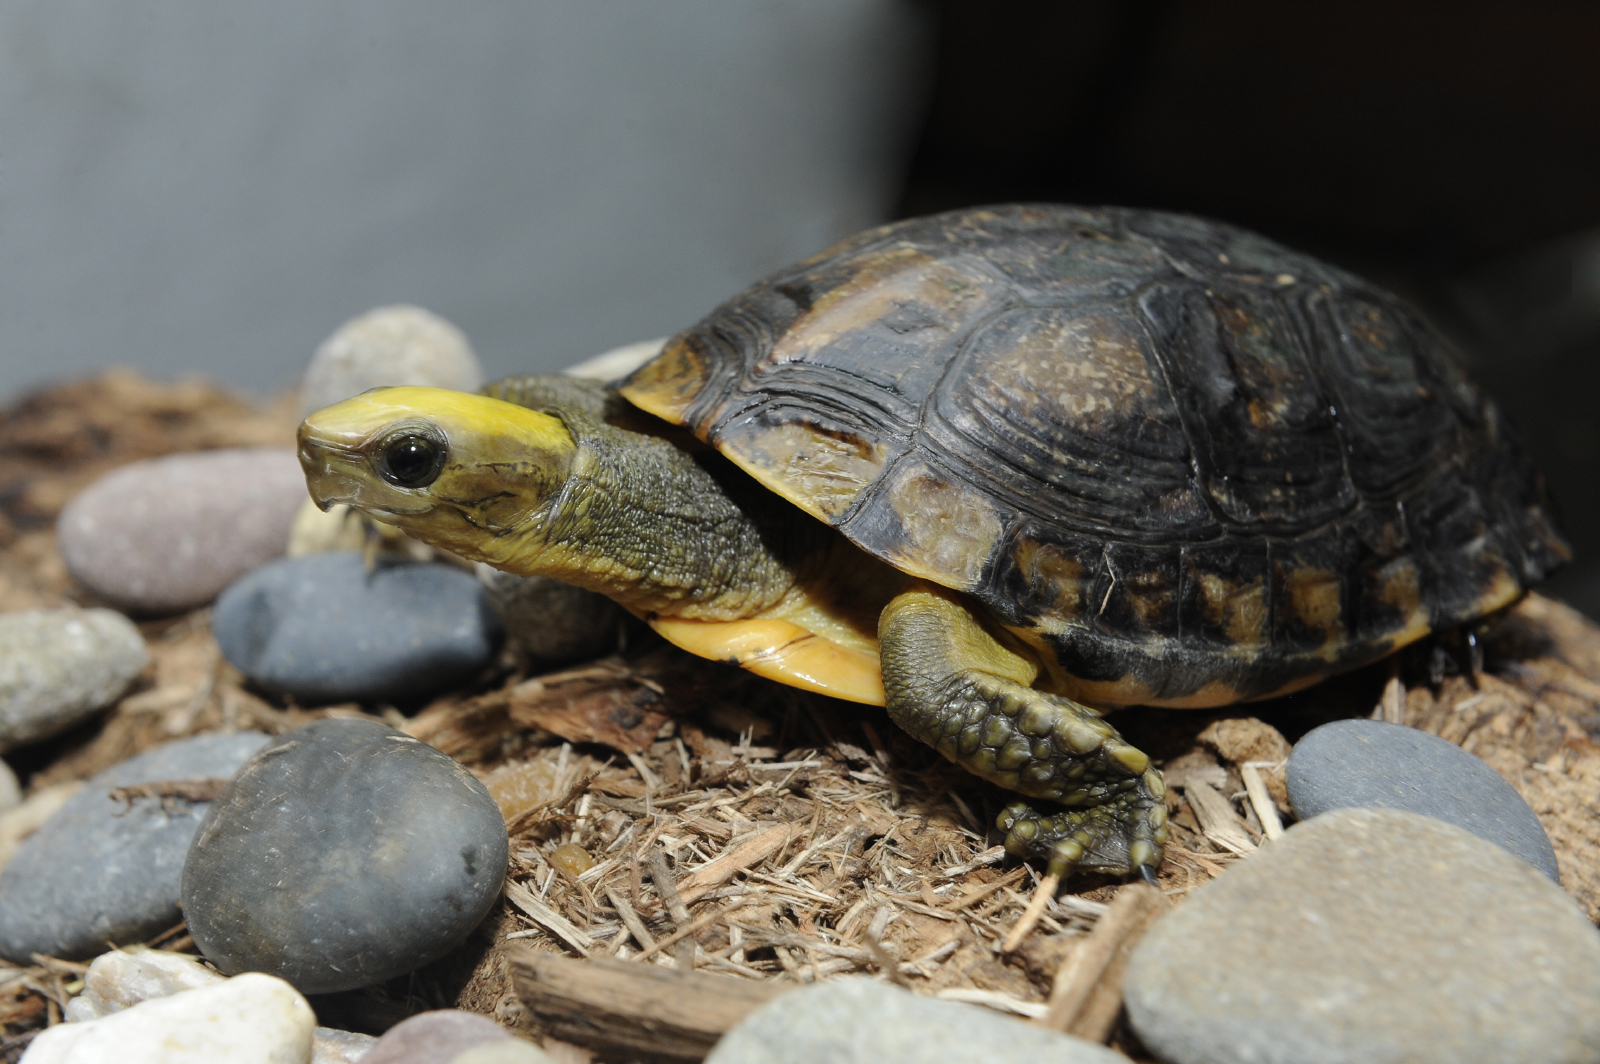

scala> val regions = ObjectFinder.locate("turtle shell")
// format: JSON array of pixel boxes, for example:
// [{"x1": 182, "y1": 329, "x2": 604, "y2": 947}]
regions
[{"x1": 620, "y1": 205, "x2": 1569, "y2": 706}]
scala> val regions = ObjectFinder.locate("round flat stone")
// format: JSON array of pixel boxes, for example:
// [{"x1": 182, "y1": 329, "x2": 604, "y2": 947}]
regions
[
  {"x1": 181, "y1": 718, "x2": 509, "y2": 994},
  {"x1": 57, "y1": 448, "x2": 309, "y2": 615},
  {"x1": 301, "y1": 305, "x2": 482, "y2": 416},
  {"x1": 705, "y1": 977, "x2": 1127, "y2": 1064},
  {"x1": 1287, "y1": 718, "x2": 1558, "y2": 878},
  {"x1": 360, "y1": 1009, "x2": 509, "y2": 1064},
  {"x1": 213, "y1": 552, "x2": 503, "y2": 705},
  {"x1": 0, "y1": 607, "x2": 149, "y2": 745},
  {"x1": 1125, "y1": 807, "x2": 1600, "y2": 1064},
  {"x1": 0, "y1": 732, "x2": 270, "y2": 961}
]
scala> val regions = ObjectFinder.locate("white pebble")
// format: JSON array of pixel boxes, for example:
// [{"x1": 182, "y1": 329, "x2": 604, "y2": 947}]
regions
[
  {"x1": 64, "y1": 950, "x2": 223, "y2": 1021},
  {"x1": 23, "y1": 972, "x2": 314, "y2": 1064}
]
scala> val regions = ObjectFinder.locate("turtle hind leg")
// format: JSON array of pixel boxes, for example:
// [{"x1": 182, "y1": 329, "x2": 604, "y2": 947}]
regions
[{"x1": 878, "y1": 581, "x2": 1168, "y2": 879}]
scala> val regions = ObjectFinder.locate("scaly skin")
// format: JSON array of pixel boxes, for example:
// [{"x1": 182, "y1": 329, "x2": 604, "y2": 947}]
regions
[
  {"x1": 298, "y1": 380, "x2": 1170, "y2": 879},
  {"x1": 879, "y1": 583, "x2": 1168, "y2": 877}
]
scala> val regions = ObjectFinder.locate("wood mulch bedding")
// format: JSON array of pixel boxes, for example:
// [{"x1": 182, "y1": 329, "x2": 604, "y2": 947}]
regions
[{"x1": 2, "y1": 371, "x2": 1599, "y2": 1062}]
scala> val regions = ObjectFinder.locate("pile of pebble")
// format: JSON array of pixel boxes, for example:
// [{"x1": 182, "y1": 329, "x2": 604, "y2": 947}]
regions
[{"x1": 2, "y1": 304, "x2": 1598, "y2": 1063}]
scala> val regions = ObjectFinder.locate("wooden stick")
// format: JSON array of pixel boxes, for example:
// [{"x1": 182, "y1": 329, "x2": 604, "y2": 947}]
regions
[
  {"x1": 675, "y1": 823, "x2": 794, "y2": 905},
  {"x1": 505, "y1": 880, "x2": 593, "y2": 957},
  {"x1": 631, "y1": 905, "x2": 735, "y2": 963},
  {"x1": 942, "y1": 867, "x2": 1028, "y2": 912},
  {"x1": 1036, "y1": 882, "x2": 1168, "y2": 1042},
  {"x1": 1240, "y1": 762, "x2": 1285, "y2": 841},
  {"x1": 604, "y1": 886, "x2": 657, "y2": 953},
  {"x1": 1000, "y1": 871, "x2": 1059, "y2": 952},
  {"x1": 1379, "y1": 673, "x2": 1406, "y2": 724},
  {"x1": 646, "y1": 849, "x2": 697, "y2": 969},
  {"x1": 509, "y1": 947, "x2": 791, "y2": 1063},
  {"x1": 1186, "y1": 780, "x2": 1257, "y2": 854}
]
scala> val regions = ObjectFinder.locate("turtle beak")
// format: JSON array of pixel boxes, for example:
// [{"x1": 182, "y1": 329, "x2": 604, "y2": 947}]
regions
[
  {"x1": 296, "y1": 431, "x2": 365, "y2": 513},
  {"x1": 296, "y1": 414, "x2": 436, "y2": 518}
]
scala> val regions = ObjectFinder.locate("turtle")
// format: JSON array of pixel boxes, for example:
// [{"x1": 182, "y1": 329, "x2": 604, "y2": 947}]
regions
[{"x1": 295, "y1": 204, "x2": 1569, "y2": 881}]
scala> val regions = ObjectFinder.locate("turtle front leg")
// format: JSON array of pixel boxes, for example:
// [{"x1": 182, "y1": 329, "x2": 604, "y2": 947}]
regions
[{"x1": 878, "y1": 582, "x2": 1168, "y2": 878}]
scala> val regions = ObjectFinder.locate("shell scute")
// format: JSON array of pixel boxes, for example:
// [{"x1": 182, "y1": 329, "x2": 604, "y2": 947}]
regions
[{"x1": 623, "y1": 205, "x2": 1568, "y2": 706}]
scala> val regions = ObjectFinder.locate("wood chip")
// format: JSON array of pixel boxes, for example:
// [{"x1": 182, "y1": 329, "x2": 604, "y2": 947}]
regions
[
  {"x1": 604, "y1": 886, "x2": 657, "y2": 953},
  {"x1": 936, "y1": 987, "x2": 1048, "y2": 1019},
  {"x1": 1037, "y1": 882, "x2": 1168, "y2": 1042},
  {"x1": 675, "y1": 823, "x2": 794, "y2": 905},
  {"x1": 1378, "y1": 674, "x2": 1406, "y2": 724},
  {"x1": 1001, "y1": 871, "x2": 1060, "y2": 951},
  {"x1": 942, "y1": 866, "x2": 1028, "y2": 911},
  {"x1": 510, "y1": 948, "x2": 790, "y2": 1062},
  {"x1": 505, "y1": 880, "x2": 594, "y2": 956},
  {"x1": 646, "y1": 849, "x2": 696, "y2": 969},
  {"x1": 1241, "y1": 762, "x2": 1285, "y2": 841},
  {"x1": 630, "y1": 904, "x2": 736, "y2": 963},
  {"x1": 1185, "y1": 780, "x2": 1257, "y2": 854}
]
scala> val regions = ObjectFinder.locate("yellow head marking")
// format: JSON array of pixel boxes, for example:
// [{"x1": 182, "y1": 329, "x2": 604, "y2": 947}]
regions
[
  {"x1": 297, "y1": 386, "x2": 576, "y2": 564},
  {"x1": 302, "y1": 386, "x2": 573, "y2": 455}
]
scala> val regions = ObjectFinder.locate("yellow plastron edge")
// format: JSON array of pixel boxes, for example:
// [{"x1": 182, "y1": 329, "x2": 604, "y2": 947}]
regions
[{"x1": 647, "y1": 616, "x2": 886, "y2": 706}]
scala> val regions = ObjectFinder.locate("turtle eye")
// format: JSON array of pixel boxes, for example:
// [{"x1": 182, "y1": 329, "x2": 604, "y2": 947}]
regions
[{"x1": 377, "y1": 432, "x2": 446, "y2": 488}]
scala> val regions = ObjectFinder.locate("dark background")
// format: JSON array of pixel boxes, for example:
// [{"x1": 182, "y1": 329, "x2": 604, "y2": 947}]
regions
[{"x1": 896, "y1": 0, "x2": 1600, "y2": 616}]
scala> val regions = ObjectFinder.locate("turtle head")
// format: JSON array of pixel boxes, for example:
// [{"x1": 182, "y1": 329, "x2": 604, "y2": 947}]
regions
[{"x1": 297, "y1": 386, "x2": 576, "y2": 565}]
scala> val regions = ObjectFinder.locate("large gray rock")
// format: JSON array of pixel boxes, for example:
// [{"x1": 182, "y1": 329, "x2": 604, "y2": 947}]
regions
[
  {"x1": 57, "y1": 448, "x2": 308, "y2": 615},
  {"x1": 181, "y1": 718, "x2": 509, "y2": 994},
  {"x1": 213, "y1": 551, "x2": 503, "y2": 705},
  {"x1": 1286, "y1": 717, "x2": 1559, "y2": 878},
  {"x1": 0, "y1": 607, "x2": 150, "y2": 746},
  {"x1": 705, "y1": 978, "x2": 1126, "y2": 1064},
  {"x1": 0, "y1": 732, "x2": 270, "y2": 961},
  {"x1": 1125, "y1": 807, "x2": 1600, "y2": 1064},
  {"x1": 301, "y1": 305, "x2": 483, "y2": 416}
]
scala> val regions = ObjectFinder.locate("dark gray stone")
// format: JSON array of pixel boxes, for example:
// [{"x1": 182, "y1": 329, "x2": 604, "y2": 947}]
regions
[
  {"x1": 0, "y1": 607, "x2": 150, "y2": 745},
  {"x1": 1125, "y1": 807, "x2": 1600, "y2": 1064},
  {"x1": 1286, "y1": 717, "x2": 1559, "y2": 878},
  {"x1": 0, "y1": 732, "x2": 270, "y2": 961},
  {"x1": 181, "y1": 718, "x2": 509, "y2": 994},
  {"x1": 57, "y1": 448, "x2": 308, "y2": 615},
  {"x1": 360, "y1": 1009, "x2": 508, "y2": 1064},
  {"x1": 213, "y1": 551, "x2": 503, "y2": 705},
  {"x1": 704, "y1": 978, "x2": 1126, "y2": 1064},
  {"x1": 474, "y1": 564, "x2": 625, "y2": 669}
]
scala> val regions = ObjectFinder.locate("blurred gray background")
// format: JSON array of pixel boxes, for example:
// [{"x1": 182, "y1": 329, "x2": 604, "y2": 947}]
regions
[{"x1": 0, "y1": 1, "x2": 932, "y2": 401}]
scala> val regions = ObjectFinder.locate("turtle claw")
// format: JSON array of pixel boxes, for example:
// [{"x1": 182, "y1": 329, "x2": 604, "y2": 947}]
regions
[{"x1": 997, "y1": 768, "x2": 1170, "y2": 879}]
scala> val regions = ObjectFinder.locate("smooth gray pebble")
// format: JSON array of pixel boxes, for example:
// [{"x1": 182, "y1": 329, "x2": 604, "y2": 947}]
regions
[
  {"x1": 182, "y1": 718, "x2": 508, "y2": 994},
  {"x1": 0, "y1": 607, "x2": 149, "y2": 745},
  {"x1": 0, "y1": 731, "x2": 271, "y2": 961},
  {"x1": 1125, "y1": 807, "x2": 1600, "y2": 1064},
  {"x1": 1286, "y1": 717, "x2": 1558, "y2": 878},
  {"x1": 57, "y1": 448, "x2": 308, "y2": 615},
  {"x1": 706, "y1": 978, "x2": 1127, "y2": 1064},
  {"x1": 213, "y1": 551, "x2": 502, "y2": 705}
]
